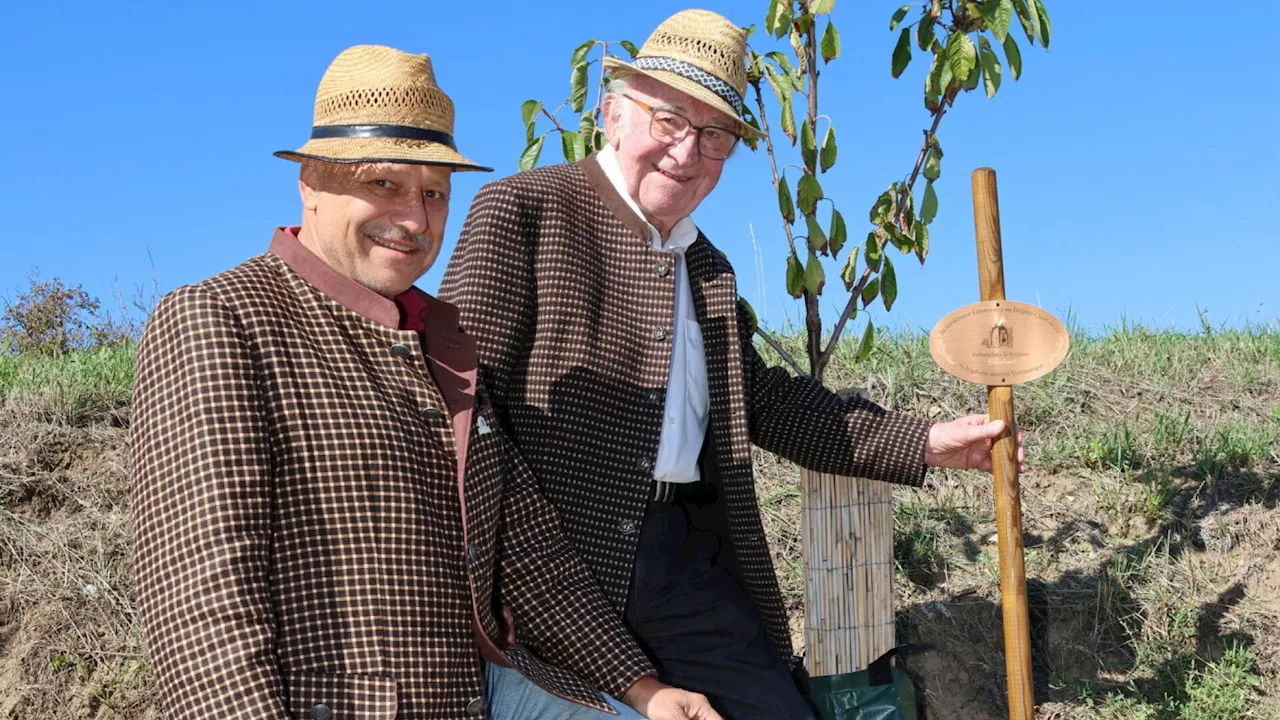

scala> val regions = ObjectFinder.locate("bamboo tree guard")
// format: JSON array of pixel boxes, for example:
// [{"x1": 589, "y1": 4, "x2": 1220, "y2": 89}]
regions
[{"x1": 801, "y1": 470, "x2": 895, "y2": 676}]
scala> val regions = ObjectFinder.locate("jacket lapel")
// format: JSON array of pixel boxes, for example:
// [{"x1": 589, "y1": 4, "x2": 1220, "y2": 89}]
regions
[{"x1": 420, "y1": 295, "x2": 478, "y2": 485}]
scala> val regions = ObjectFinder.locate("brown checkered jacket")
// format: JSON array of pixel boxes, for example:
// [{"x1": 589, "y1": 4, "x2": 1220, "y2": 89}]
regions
[
  {"x1": 131, "y1": 230, "x2": 654, "y2": 720},
  {"x1": 439, "y1": 157, "x2": 934, "y2": 661}
]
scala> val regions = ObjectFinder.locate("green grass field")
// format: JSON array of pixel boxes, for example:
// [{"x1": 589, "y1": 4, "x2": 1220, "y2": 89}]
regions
[{"x1": 0, "y1": 325, "x2": 1276, "y2": 718}]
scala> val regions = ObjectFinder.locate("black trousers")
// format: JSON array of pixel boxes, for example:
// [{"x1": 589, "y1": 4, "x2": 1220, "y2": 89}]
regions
[{"x1": 624, "y1": 485, "x2": 818, "y2": 720}]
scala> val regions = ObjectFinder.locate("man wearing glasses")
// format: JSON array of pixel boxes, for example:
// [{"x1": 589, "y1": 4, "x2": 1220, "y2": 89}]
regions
[{"x1": 443, "y1": 9, "x2": 1021, "y2": 719}]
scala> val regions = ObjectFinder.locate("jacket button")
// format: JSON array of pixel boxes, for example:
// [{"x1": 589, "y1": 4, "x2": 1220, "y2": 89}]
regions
[
  {"x1": 423, "y1": 405, "x2": 445, "y2": 420},
  {"x1": 618, "y1": 519, "x2": 638, "y2": 537},
  {"x1": 468, "y1": 542, "x2": 480, "y2": 563},
  {"x1": 637, "y1": 456, "x2": 654, "y2": 472},
  {"x1": 653, "y1": 260, "x2": 671, "y2": 277},
  {"x1": 651, "y1": 325, "x2": 667, "y2": 341},
  {"x1": 312, "y1": 704, "x2": 332, "y2": 720},
  {"x1": 466, "y1": 696, "x2": 485, "y2": 716},
  {"x1": 647, "y1": 389, "x2": 663, "y2": 404},
  {"x1": 390, "y1": 343, "x2": 413, "y2": 358}
]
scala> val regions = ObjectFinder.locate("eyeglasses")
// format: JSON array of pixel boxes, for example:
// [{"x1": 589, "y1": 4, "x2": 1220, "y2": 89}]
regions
[{"x1": 622, "y1": 94, "x2": 740, "y2": 161}]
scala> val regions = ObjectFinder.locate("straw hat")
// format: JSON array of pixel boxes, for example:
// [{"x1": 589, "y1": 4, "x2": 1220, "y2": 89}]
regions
[
  {"x1": 276, "y1": 44, "x2": 491, "y2": 171},
  {"x1": 603, "y1": 9, "x2": 763, "y2": 140}
]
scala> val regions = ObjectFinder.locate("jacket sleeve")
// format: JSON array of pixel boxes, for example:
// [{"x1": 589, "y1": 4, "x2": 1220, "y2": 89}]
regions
[
  {"x1": 738, "y1": 302, "x2": 934, "y2": 486},
  {"x1": 439, "y1": 179, "x2": 536, "y2": 411},
  {"x1": 485, "y1": 415, "x2": 658, "y2": 699},
  {"x1": 130, "y1": 286, "x2": 286, "y2": 720}
]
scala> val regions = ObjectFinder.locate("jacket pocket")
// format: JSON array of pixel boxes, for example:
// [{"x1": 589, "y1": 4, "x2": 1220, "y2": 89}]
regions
[{"x1": 284, "y1": 671, "x2": 398, "y2": 719}]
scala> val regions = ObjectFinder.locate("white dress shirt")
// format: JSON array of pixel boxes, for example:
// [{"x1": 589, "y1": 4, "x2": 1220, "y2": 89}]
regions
[{"x1": 597, "y1": 146, "x2": 709, "y2": 485}]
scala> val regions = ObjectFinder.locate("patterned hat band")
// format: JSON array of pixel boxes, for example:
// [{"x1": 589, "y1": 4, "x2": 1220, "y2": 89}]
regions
[{"x1": 630, "y1": 56, "x2": 744, "y2": 115}]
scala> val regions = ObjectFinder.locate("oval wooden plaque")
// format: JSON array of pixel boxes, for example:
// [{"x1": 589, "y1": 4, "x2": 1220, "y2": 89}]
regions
[{"x1": 930, "y1": 300, "x2": 1069, "y2": 386}]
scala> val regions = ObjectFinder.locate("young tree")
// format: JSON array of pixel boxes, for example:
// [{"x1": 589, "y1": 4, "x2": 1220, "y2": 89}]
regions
[{"x1": 518, "y1": 0, "x2": 1051, "y2": 382}]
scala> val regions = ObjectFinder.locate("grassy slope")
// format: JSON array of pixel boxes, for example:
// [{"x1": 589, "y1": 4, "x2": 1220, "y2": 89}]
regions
[{"x1": 0, "y1": 327, "x2": 1276, "y2": 719}]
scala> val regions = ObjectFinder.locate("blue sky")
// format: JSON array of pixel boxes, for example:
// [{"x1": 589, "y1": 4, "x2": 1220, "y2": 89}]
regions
[{"x1": 2, "y1": 1, "x2": 1276, "y2": 336}]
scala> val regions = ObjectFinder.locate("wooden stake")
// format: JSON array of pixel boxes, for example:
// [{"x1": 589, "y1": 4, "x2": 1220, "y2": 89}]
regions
[{"x1": 971, "y1": 167, "x2": 1035, "y2": 719}]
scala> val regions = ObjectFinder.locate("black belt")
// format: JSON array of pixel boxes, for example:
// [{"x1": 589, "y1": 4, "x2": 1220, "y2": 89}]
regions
[{"x1": 652, "y1": 479, "x2": 718, "y2": 504}]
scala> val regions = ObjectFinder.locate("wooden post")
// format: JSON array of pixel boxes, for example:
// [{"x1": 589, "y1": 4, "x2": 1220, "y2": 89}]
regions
[
  {"x1": 971, "y1": 167, "x2": 1035, "y2": 719},
  {"x1": 801, "y1": 470, "x2": 895, "y2": 676}
]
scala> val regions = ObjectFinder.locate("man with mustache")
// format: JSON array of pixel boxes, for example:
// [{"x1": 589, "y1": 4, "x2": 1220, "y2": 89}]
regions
[
  {"x1": 441, "y1": 11, "x2": 1024, "y2": 719},
  {"x1": 131, "y1": 44, "x2": 720, "y2": 720}
]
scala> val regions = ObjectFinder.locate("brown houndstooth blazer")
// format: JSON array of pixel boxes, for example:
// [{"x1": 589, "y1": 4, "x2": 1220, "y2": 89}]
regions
[
  {"x1": 131, "y1": 229, "x2": 655, "y2": 720},
  {"x1": 439, "y1": 157, "x2": 935, "y2": 661}
]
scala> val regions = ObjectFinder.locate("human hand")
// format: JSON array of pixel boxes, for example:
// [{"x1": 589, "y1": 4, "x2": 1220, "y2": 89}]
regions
[
  {"x1": 623, "y1": 676, "x2": 722, "y2": 720},
  {"x1": 924, "y1": 414, "x2": 1026, "y2": 473}
]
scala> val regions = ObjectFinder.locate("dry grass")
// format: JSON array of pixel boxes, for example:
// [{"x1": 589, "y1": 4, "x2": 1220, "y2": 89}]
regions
[{"x1": 1, "y1": 325, "x2": 1277, "y2": 719}]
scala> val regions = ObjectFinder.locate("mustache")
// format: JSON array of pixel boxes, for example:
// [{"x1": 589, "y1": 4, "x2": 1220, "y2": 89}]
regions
[{"x1": 361, "y1": 223, "x2": 427, "y2": 249}]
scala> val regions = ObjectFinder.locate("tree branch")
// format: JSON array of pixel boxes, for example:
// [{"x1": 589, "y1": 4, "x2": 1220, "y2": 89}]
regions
[
  {"x1": 750, "y1": 80, "x2": 798, "y2": 256},
  {"x1": 754, "y1": 325, "x2": 807, "y2": 377},
  {"x1": 817, "y1": 104, "x2": 950, "y2": 376}
]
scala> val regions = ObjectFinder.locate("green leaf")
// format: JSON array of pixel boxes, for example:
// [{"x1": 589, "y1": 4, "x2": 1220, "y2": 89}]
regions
[
  {"x1": 777, "y1": 175, "x2": 796, "y2": 225},
  {"x1": 526, "y1": 120, "x2": 536, "y2": 144},
  {"x1": 881, "y1": 256, "x2": 898, "y2": 311},
  {"x1": 804, "y1": 251, "x2": 826, "y2": 294},
  {"x1": 570, "y1": 39, "x2": 597, "y2": 66},
  {"x1": 891, "y1": 27, "x2": 912, "y2": 78},
  {"x1": 840, "y1": 248, "x2": 860, "y2": 291},
  {"x1": 806, "y1": 214, "x2": 828, "y2": 253},
  {"x1": 797, "y1": 173, "x2": 823, "y2": 215},
  {"x1": 560, "y1": 130, "x2": 584, "y2": 162},
  {"x1": 780, "y1": 94, "x2": 797, "y2": 144},
  {"x1": 1002, "y1": 34, "x2": 1023, "y2": 80},
  {"x1": 889, "y1": 3, "x2": 910, "y2": 30},
  {"x1": 914, "y1": 221, "x2": 930, "y2": 264},
  {"x1": 821, "y1": 20, "x2": 841, "y2": 63},
  {"x1": 1013, "y1": 0, "x2": 1039, "y2": 44},
  {"x1": 923, "y1": 147, "x2": 941, "y2": 181},
  {"x1": 829, "y1": 208, "x2": 847, "y2": 256},
  {"x1": 769, "y1": 0, "x2": 793, "y2": 39},
  {"x1": 978, "y1": 37, "x2": 1002, "y2": 98},
  {"x1": 861, "y1": 277, "x2": 880, "y2": 308},
  {"x1": 916, "y1": 19, "x2": 936, "y2": 51},
  {"x1": 820, "y1": 126, "x2": 837, "y2": 172},
  {"x1": 592, "y1": 127, "x2": 606, "y2": 152},
  {"x1": 619, "y1": 40, "x2": 640, "y2": 58},
  {"x1": 856, "y1": 319, "x2": 876, "y2": 362},
  {"x1": 800, "y1": 119, "x2": 817, "y2": 172},
  {"x1": 570, "y1": 62, "x2": 589, "y2": 113},
  {"x1": 786, "y1": 249, "x2": 805, "y2": 298},
  {"x1": 988, "y1": 0, "x2": 1014, "y2": 43},
  {"x1": 1033, "y1": 0, "x2": 1052, "y2": 49},
  {"x1": 869, "y1": 189, "x2": 896, "y2": 225},
  {"x1": 766, "y1": 51, "x2": 796, "y2": 82},
  {"x1": 518, "y1": 135, "x2": 545, "y2": 171},
  {"x1": 811, "y1": 0, "x2": 835, "y2": 14},
  {"x1": 579, "y1": 112, "x2": 596, "y2": 136},
  {"x1": 963, "y1": 60, "x2": 982, "y2": 92},
  {"x1": 924, "y1": 52, "x2": 943, "y2": 110},
  {"x1": 864, "y1": 232, "x2": 883, "y2": 272},
  {"x1": 883, "y1": 222, "x2": 913, "y2": 252},
  {"x1": 521, "y1": 100, "x2": 544, "y2": 127},
  {"x1": 764, "y1": 64, "x2": 793, "y2": 107},
  {"x1": 739, "y1": 297, "x2": 759, "y2": 334},
  {"x1": 921, "y1": 181, "x2": 938, "y2": 224},
  {"x1": 946, "y1": 32, "x2": 977, "y2": 87}
]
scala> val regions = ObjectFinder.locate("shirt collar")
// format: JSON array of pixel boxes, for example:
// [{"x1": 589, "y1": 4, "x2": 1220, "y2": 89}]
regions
[
  {"x1": 595, "y1": 146, "x2": 699, "y2": 252},
  {"x1": 267, "y1": 226, "x2": 430, "y2": 331}
]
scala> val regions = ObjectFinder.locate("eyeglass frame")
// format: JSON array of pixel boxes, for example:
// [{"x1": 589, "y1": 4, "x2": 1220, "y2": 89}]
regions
[{"x1": 620, "y1": 93, "x2": 741, "y2": 161}]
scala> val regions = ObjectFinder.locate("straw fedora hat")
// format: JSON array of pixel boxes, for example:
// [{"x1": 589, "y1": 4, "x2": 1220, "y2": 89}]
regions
[
  {"x1": 603, "y1": 9, "x2": 763, "y2": 140},
  {"x1": 276, "y1": 44, "x2": 491, "y2": 171}
]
